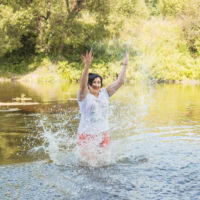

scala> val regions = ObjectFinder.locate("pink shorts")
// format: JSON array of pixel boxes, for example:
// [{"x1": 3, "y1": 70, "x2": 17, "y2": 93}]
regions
[{"x1": 78, "y1": 132, "x2": 110, "y2": 148}]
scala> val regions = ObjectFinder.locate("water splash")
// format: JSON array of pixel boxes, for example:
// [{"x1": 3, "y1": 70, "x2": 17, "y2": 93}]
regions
[{"x1": 31, "y1": 85, "x2": 153, "y2": 167}]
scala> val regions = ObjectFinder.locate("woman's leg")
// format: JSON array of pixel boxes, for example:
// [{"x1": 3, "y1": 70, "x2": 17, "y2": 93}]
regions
[{"x1": 77, "y1": 132, "x2": 110, "y2": 166}]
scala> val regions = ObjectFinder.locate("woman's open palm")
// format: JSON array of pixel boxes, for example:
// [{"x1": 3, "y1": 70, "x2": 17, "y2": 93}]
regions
[
  {"x1": 83, "y1": 52, "x2": 93, "y2": 67},
  {"x1": 123, "y1": 51, "x2": 129, "y2": 66}
]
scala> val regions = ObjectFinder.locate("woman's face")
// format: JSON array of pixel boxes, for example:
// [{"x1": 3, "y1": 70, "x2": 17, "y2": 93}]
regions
[{"x1": 88, "y1": 77, "x2": 101, "y2": 94}]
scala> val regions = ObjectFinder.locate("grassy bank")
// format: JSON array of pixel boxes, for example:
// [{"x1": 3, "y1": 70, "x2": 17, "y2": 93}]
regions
[
  {"x1": 1, "y1": 17, "x2": 200, "y2": 83},
  {"x1": 132, "y1": 18, "x2": 200, "y2": 82}
]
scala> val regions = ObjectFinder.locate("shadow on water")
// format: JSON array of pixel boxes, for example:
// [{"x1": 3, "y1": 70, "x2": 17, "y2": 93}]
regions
[{"x1": 0, "y1": 82, "x2": 200, "y2": 199}]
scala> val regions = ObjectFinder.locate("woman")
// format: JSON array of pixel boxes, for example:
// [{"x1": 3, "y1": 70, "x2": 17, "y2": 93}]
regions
[{"x1": 77, "y1": 51, "x2": 129, "y2": 162}]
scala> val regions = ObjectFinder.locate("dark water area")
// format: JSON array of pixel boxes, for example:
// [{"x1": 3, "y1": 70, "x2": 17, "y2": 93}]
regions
[{"x1": 0, "y1": 81, "x2": 200, "y2": 199}]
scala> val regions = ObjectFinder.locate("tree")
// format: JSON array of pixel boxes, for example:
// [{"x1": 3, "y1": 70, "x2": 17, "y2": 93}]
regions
[
  {"x1": 0, "y1": 0, "x2": 110, "y2": 56},
  {"x1": 157, "y1": 0, "x2": 187, "y2": 19},
  {"x1": 181, "y1": 0, "x2": 200, "y2": 56}
]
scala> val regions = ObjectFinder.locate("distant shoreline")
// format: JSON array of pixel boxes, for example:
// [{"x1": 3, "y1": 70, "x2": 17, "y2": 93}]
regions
[{"x1": 0, "y1": 73, "x2": 200, "y2": 85}]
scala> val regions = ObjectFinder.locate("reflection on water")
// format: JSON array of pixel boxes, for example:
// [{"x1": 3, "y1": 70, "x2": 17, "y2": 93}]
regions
[{"x1": 0, "y1": 82, "x2": 200, "y2": 199}]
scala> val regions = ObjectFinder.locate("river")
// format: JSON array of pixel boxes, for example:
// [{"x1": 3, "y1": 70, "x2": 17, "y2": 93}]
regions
[{"x1": 0, "y1": 81, "x2": 200, "y2": 199}]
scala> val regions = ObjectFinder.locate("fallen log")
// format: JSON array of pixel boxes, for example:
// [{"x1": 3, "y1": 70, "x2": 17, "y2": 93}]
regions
[
  {"x1": 0, "y1": 108, "x2": 21, "y2": 112},
  {"x1": 12, "y1": 98, "x2": 32, "y2": 101},
  {"x1": 0, "y1": 102, "x2": 39, "y2": 106}
]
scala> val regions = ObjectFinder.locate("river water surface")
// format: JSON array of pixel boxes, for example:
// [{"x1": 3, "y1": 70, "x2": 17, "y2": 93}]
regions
[{"x1": 0, "y1": 81, "x2": 200, "y2": 199}]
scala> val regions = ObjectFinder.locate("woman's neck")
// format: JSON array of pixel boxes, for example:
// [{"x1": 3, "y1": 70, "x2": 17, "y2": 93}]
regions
[{"x1": 89, "y1": 91, "x2": 99, "y2": 98}]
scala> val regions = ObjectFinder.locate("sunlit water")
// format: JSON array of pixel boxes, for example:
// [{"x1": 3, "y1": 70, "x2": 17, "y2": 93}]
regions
[{"x1": 0, "y1": 81, "x2": 200, "y2": 199}]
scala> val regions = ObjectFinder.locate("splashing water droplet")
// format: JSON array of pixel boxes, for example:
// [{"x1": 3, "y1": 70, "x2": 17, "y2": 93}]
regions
[{"x1": 31, "y1": 86, "x2": 153, "y2": 167}]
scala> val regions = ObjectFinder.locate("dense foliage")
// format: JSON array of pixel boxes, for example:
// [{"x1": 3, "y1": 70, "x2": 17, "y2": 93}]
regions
[{"x1": 0, "y1": 0, "x2": 200, "y2": 82}]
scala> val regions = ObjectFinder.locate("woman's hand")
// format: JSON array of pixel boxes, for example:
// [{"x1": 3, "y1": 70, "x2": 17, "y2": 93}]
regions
[
  {"x1": 78, "y1": 52, "x2": 93, "y2": 101},
  {"x1": 83, "y1": 52, "x2": 93, "y2": 67},
  {"x1": 123, "y1": 51, "x2": 129, "y2": 66},
  {"x1": 106, "y1": 51, "x2": 130, "y2": 97}
]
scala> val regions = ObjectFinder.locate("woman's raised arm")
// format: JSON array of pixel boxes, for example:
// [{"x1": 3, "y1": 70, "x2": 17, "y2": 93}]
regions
[
  {"x1": 77, "y1": 52, "x2": 93, "y2": 101},
  {"x1": 106, "y1": 51, "x2": 129, "y2": 97}
]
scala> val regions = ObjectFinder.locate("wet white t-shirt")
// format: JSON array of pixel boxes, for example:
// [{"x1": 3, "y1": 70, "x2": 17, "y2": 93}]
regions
[{"x1": 77, "y1": 87, "x2": 110, "y2": 135}]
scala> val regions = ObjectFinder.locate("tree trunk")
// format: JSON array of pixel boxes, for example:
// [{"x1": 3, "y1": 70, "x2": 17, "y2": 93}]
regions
[
  {"x1": 47, "y1": 0, "x2": 51, "y2": 20},
  {"x1": 66, "y1": 0, "x2": 70, "y2": 13},
  {"x1": 60, "y1": 42, "x2": 64, "y2": 53},
  {"x1": 37, "y1": 19, "x2": 43, "y2": 45},
  {"x1": 60, "y1": 35, "x2": 65, "y2": 53},
  {"x1": 66, "y1": 0, "x2": 69, "y2": 8}
]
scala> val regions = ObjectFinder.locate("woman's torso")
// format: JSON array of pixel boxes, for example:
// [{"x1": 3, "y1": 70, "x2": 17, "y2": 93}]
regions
[{"x1": 77, "y1": 87, "x2": 110, "y2": 135}]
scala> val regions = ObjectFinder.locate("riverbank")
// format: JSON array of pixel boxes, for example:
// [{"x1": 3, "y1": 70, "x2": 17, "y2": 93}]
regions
[
  {"x1": 0, "y1": 70, "x2": 20, "y2": 82},
  {"x1": 1, "y1": 18, "x2": 200, "y2": 83},
  {"x1": 1, "y1": 69, "x2": 200, "y2": 84}
]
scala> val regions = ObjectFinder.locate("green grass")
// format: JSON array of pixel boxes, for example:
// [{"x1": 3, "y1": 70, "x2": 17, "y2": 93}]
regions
[{"x1": 1, "y1": 18, "x2": 200, "y2": 83}]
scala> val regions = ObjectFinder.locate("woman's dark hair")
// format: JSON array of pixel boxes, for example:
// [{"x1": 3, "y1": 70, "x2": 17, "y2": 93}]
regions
[{"x1": 88, "y1": 73, "x2": 103, "y2": 88}]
